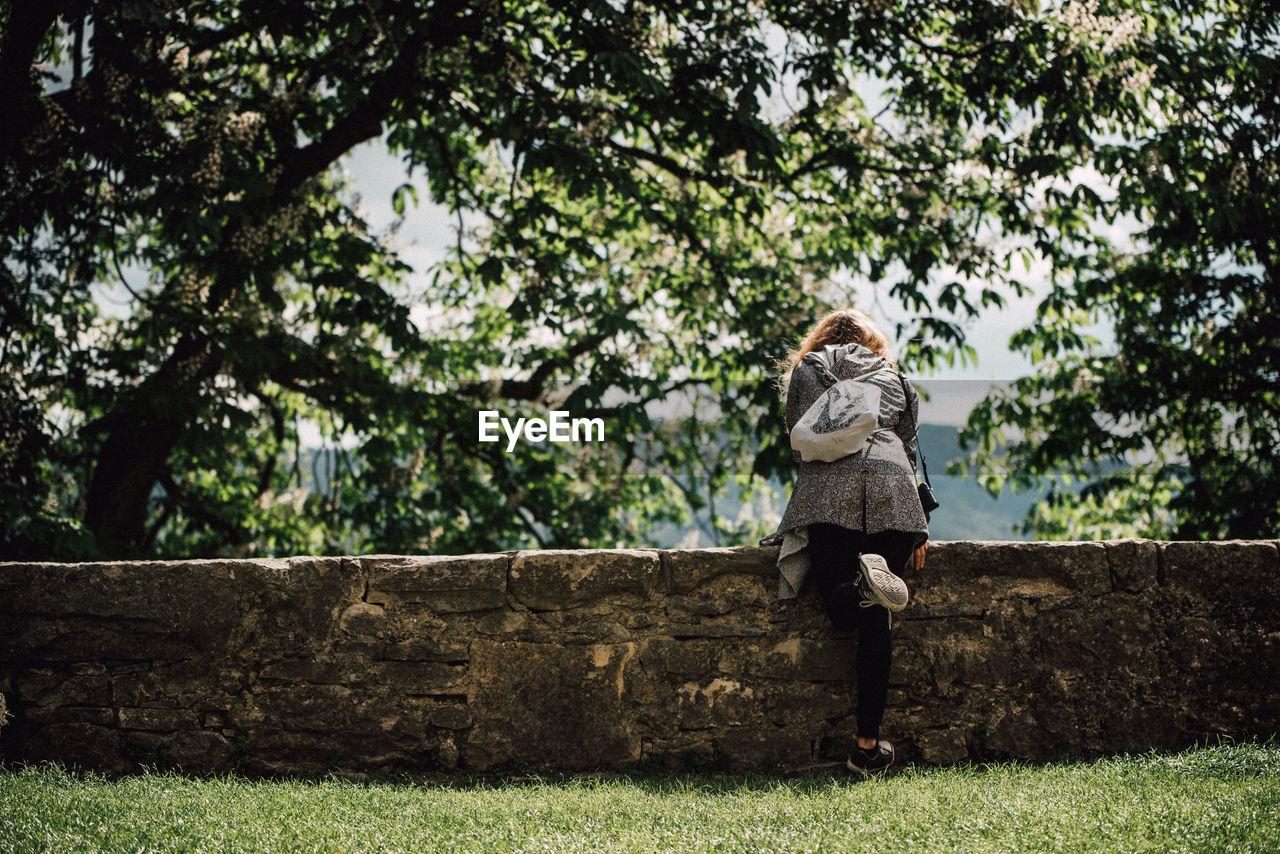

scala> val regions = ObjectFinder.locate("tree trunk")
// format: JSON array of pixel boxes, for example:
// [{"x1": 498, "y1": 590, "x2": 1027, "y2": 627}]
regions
[
  {"x1": 84, "y1": 416, "x2": 188, "y2": 553},
  {"x1": 83, "y1": 337, "x2": 217, "y2": 553}
]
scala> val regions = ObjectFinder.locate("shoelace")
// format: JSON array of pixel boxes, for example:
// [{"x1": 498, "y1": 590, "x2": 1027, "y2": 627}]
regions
[{"x1": 856, "y1": 572, "x2": 877, "y2": 608}]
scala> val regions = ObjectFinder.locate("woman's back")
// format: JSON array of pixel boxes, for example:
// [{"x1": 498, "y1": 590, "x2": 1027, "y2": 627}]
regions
[{"x1": 778, "y1": 342, "x2": 928, "y2": 548}]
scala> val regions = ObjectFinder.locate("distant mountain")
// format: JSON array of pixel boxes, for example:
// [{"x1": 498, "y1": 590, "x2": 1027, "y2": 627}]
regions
[
  {"x1": 302, "y1": 424, "x2": 1048, "y2": 547},
  {"x1": 915, "y1": 423, "x2": 1049, "y2": 541},
  {"x1": 648, "y1": 423, "x2": 1049, "y2": 548}
]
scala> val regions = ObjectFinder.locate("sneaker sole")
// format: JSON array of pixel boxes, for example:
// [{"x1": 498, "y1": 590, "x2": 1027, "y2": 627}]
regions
[{"x1": 859, "y1": 554, "x2": 909, "y2": 611}]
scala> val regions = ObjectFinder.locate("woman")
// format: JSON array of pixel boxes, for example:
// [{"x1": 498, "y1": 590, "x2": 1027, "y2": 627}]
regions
[{"x1": 770, "y1": 308, "x2": 929, "y2": 776}]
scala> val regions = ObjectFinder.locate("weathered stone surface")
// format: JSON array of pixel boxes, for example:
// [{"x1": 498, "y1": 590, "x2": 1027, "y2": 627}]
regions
[
  {"x1": 509, "y1": 549, "x2": 660, "y2": 610},
  {"x1": 384, "y1": 639, "x2": 470, "y2": 661},
  {"x1": 676, "y1": 678, "x2": 759, "y2": 730},
  {"x1": 466, "y1": 640, "x2": 640, "y2": 770},
  {"x1": 339, "y1": 602, "x2": 387, "y2": 637},
  {"x1": 19, "y1": 667, "x2": 111, "y2": 707},
  {"x1": 714, "y1": 726, "x2": 814, "y2": 772},
  {"x1": 119, "y1": 708, "x2": 200, "y2": 731},
  {"x1": 916, "y1": 727, "x2": 971, "y2": 764},
  {"x1": 1161, "y1": 540, "x2": 1280, "y2": 617},
  {"x1": 230, "y1": 558, "x2": 361, "y2": 660},
  {"x1": 24, "y1": 706, "x2": 115, "y2": 726},
  {"x1": 260, "y1": 659, "x2": 342, "y2": 682},
  {"x1": 1102, "y1": 538, "x2": 1160, "y2": 592},
  {"x1": 0, "y1": 562, "x2": 239, "y2": 661},
  {"x1": 639, "y1": 638, "x2": 724, "y2": 680},
  {"x1": 749, "y1": 637, "x2": 857, "y2": 682},
  {"x1": 241, "y1": 683, "x2": 359, "y2": 733},
  {"x1": 665, "y1": 572, "x2": 776, "y2": 620},
  {"x1": 362, "y1": 554, "x2": 508, "y2": 613},
  {"x1": 166, "y1": 730, "x2": 235, "y2": 773},
  {"x1": 368, "y1": 661, "x2": 468, "y2": 694},
  {"x1": 2, "y1": 541, "x2": 1278, "y2": 775},
  {"x1": 929, "y1": 539, "x2": 1112, "y2": 597},
  {"x1": 22, "y1": 723, "x2": 131, "y2": 772},
  {"x1": 664, "y1": 547, "x2": 778, "y2": 595},
  {"x1": 429, "y1": 704, "x2": 472, "y2": 730}
]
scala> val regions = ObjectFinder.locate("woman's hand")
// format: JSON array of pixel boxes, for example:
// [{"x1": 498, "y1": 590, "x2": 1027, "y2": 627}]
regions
[{"x1": 908, "y1": 542, "x2": 928, "y2": 572}]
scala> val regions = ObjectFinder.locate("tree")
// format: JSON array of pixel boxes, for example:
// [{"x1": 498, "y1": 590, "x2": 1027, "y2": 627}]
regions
[
  {"x1": 954, "y1": 0, "x2": 1280, "y2": 540},
  {"x1": 3, "y1": 0, "x2": 1264, "y2": 559}
]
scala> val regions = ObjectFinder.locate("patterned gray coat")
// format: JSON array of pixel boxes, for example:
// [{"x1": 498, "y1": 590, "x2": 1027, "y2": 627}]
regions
[{"x1": 775, "y1": 343, "x2": 929, "y2": 598}]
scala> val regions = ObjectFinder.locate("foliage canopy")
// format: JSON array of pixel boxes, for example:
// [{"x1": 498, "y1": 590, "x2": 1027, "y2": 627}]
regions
[{"x1": 1, "y1": 0, "x2": 1274, "y2": 558}]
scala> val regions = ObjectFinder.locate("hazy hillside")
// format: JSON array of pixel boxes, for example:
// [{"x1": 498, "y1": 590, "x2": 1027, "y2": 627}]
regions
[
  {"x1": 303, "y1": 423, "x2": 1044, "y2": 548},
  {"x1": 651, "y1": 423, "x2": 1049, "y2": 548}
]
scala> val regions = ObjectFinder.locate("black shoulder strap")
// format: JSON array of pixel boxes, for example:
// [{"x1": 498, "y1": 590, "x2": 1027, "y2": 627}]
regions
[{"x1": 896, "y1": 371, "x2": 933, "y2": 488}]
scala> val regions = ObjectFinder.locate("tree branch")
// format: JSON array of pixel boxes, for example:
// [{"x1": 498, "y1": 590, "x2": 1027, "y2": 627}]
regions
[
  {"x1": 274, "y1": 0, "x2": 479, "y2": 197},
  {"x1": 457, "y1": 330, "x2": 615, "y2": 401}
]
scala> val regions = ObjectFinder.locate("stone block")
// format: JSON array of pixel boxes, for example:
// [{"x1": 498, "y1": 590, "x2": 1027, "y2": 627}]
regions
[
  {"x1": 339, "y1": 602, "x2": 387, "y2": 637},
  {"x1": 24, "y1": 706, "x2": 115, "y2": 726},
  {"x1": 665, "y1": 572, "x2": 775, "y2": 619},
  {"x1": 259, "y1": 659, "x2": 342, "y2": 682},
  {"x1": 384, "y1": 639, "x2": 470, "y2": 662},
  {"x1": 466, "y1": 640, "x2": 639, "y2": 770},
  {"x1": 916, "y1": 726, "x2": 971, "y2": 764},
  {"x1": 713, "y1": 726, "x2": 814, "y2": 771},
  {"x1": 363, "y1": 554, "x2": 508, "y2": 613},
  {"x1": 893, "y1": 618, "x2": 1003, "y2": 695},
  {"x1": 509, "y1": 550, "x2": 660, "y2": 611},
  {"x1": 663, "y1": 547, "x2": 778, "y2": 595},
  {"x1": 228, "y1": 557, "x2": 362, "y2": 660},
  {"x1": 110, "y1": 661, "x2": 240, "y2": 711},
  {"x1": 166, "y1": 730, "x2": 234, "y2": 773},
  {"x1": 19, "y1": 667, "x2": 111, "y2": 707},
  {"x1": 1161, "y1": 540, "x2": 1280, "y2": 619},
  {"x1": 639, "y1": 638, "x2": 724, "y2": 680},
  {"x1": 247, "y1": 683, "x2": 360, "y2": 733},
  {"x1": 369, "y1": 661, "x2": 469, "y2": 694},
  {"x1": 560, "y1": 619, "x2": 634, "y2": 644},
  {"x1": 118, "y1": 708, "x2": 200, "y2": 731},
  {"x1": 930, "y1": 540, "x2": 1112, "y2": 597},
  {"x1": 332, "y1": 641, "x2": 385, "y2": 659},
  {"x1": 754, "y1": 681, "x2": 851, "y2": 727},
  {"x1": 659, "y1": 621, "x2": 769, "y2": 639},
  {"x1": 0, "y1": 557, "x2": 359, "y2": 663},
  {"x1": 1102, "y1": 538, "x2": 1160, "y2": 592},
  {"x1": 676, "y1": 678, "x2": 758, "y2": 730},
  {"x1": 22, "y1": 723, "x2": 131, "y2": 772},
  {"x1": 749, "y1": 637, "x2": 857, "y2": 682},
  {"x1": 429, "y1": 704, "x2": 472, "y2": 729}
]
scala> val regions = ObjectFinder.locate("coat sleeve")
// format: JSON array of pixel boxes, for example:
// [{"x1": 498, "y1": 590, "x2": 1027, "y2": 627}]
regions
[
  {"x1": 785, "y1": 361, "x2": 826, "y2": 434},
  {"x1": 784, "y1": 361, "x2": 827, "y2": 463},
  {"x1": 893, "y1": 372, "x2": 921, "y2": 480}
]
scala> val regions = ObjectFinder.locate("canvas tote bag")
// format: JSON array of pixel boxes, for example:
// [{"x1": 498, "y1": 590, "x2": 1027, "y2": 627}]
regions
[{"x1": 790, "y1": 360, "x2": 889, "y2": 463}]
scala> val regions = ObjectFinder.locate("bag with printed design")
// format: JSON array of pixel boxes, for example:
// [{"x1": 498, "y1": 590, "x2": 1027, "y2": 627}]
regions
[{"x1": 789, "y1": 361, "x2": 887, "y2": 463}]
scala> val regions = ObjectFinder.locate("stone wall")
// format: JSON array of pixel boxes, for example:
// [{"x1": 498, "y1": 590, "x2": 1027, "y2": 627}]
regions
[{"x1": 2, "y1": 540, "x2": 1278, "y2": 775}]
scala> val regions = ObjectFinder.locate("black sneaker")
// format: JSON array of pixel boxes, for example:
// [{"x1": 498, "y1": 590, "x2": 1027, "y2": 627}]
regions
[
  {"x1": 856, "y1": 553, "x2": 909, "y2": 612},
  {"x1": 846, "y1": 740, "x2": 895, "y2": 776}
]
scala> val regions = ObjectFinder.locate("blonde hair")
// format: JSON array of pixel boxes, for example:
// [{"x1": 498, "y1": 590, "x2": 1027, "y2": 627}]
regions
[{"x1": 776, "y1": 308, "x2": 896, "y2": 395}]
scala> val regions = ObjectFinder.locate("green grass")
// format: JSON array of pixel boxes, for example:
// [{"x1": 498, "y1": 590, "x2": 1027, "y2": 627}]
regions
[{"x1": 1, "y1": 742, "x2": 1277, "y2": 853}]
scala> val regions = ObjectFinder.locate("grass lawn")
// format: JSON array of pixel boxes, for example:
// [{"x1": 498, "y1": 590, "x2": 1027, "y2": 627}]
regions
[{"x1": 1, "y1": 742, "x2": 1277, "y2": 853}]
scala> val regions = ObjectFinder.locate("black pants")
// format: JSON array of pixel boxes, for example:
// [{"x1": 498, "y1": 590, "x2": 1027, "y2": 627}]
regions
[{"x1": 806, "y1": 523, "x2": 918, "y2": 741}]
